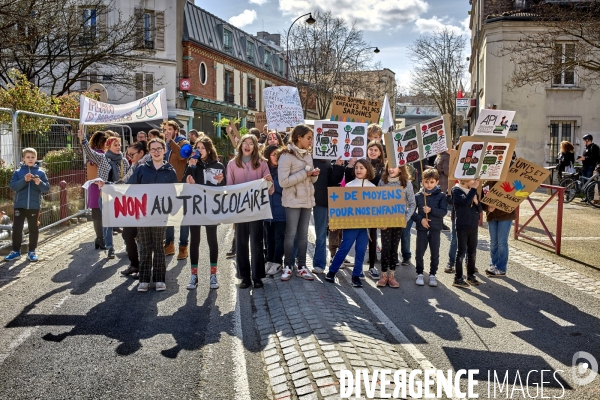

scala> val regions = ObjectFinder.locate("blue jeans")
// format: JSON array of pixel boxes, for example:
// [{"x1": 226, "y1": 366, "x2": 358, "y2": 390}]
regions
[
  {"x1": 488, "y1": 220, "x2": 512, "y2": 272},
  {"x1": 165, "y1": 225, "x2": 189, "y2": 246},
  {"x1": 329, "y1": 228, "x2": 369, "y2": 277},
  {"x1": 400, "y1": 218, "x2": 414, "y2": 260},
  {"x1": 312, "y1": 206, "x2": 328, "y2": 269},
  {"x1": 98, "y1": 196, "x2": 113, "y2": 249},
  {"x1": 449, "y1": 217, "x2": 457, "y2": 264}
]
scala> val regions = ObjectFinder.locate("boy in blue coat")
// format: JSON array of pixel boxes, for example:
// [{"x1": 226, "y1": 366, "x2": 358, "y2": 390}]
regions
[
  {"x1": 411, "y1": 169, "x2": 447, "y2": 287},
  {"x1": 6, "y1": 148, "x2": 50, "y2": 261}
]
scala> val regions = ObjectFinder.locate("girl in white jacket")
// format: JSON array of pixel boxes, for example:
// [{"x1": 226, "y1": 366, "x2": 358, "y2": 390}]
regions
[{"x1": 324, "y1": 159, "x2": 375, "y2": 288}]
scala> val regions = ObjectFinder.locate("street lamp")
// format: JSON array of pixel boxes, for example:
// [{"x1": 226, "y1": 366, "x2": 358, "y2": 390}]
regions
[
  {"x1": 286, "y1": 12, "x2": 316, "y2": 85},
  {"x1": 355, "y1": 46, "x2": 381, "y2": 71}
]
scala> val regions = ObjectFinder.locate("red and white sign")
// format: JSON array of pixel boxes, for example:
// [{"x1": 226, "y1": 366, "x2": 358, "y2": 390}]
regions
[{"x1": 179, "y1": 78, "x2": 191, "y2": 91}]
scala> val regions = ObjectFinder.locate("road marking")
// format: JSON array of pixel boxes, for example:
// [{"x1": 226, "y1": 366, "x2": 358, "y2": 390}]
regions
[{"x1": 227, "y1": 228, "x2": 251, "y2": 400}]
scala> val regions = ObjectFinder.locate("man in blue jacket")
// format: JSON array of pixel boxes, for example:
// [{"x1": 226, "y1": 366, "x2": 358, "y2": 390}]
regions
[{"x1": 6, "y1": 148, "x2": 50, "y2": 262}]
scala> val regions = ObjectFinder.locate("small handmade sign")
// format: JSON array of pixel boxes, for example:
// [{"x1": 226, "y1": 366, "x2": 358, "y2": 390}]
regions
[
  {"x1": 263, "y1": 86, "x2": 304, "y2": 132},
  {"x1": 313, "y1": 120, "x2": 368, "y2": 160},
  {"x1": 451, "y1": 136, "x2": 517, "y2": 181},
  {"x1": 226, "y1": 120, "x2": 241, "y2": 147},
  {"x1": 481, "y1": 158, "x2": 550, "y2": 213},
  {"x1": 473, "y1": 109, "x2": 516, "y2": 137},
  {"x1": 80, "y1": 88, "x2": 168, "y2": 125},
  {"x1": 101, "y1": 179, "x2": 272, "y2": 227},
  {"x1": 255, "y1": 112, "x2": 267, "y2": 131},
  {"x1": 330, "y1": 95, "x2": 381, "y2": 124},
  {"x1": 419, "y1": 115, "x2": 452, "y2": 158},
  {"x1": 327, "y1": 187, "x2": 406, "y2": 229}
]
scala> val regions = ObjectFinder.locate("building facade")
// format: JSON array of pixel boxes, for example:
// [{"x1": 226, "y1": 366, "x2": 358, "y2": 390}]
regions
[{"x1": 468, "y1": 0, "x2": 600, "y2": 167}]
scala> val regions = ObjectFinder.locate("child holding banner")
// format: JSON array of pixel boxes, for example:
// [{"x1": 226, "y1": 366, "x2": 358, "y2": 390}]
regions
[
  {"x1": 325, "y1": 159, "x2": 376, "y2": 288},
  {"x1": 184, "y1": 136, "x2": 226, "y2": 290},
  {"x1": 127, "y1": 138, "x2": 178, "y2": 292},
  {"x1": 376, "y1": 162, "x2": 415, "y2": 288},
  {"x1": 227, "y1": 134, "x2": 273, "y2": 289}
]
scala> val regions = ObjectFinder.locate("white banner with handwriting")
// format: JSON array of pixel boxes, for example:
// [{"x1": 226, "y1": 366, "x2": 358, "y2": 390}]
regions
[
  {"x1": 101, "y1": 179, "x2": 272, "y2": 227},
  {"x1": 80, "y1": 88, "x2": 168, "y2": 125}
]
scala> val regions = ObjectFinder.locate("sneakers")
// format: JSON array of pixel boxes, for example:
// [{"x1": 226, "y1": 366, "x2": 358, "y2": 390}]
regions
[
  {"x1": 324, "y1": 271, "x2": 336, "y2": 283},
  {"x1": 312, "y1": 266, "x2": 325, "y2": 274},
  {"x1": 486, "y1": 267, "x2": 506, "y2": 277},
  {"x1": 351, "y1": 276, "x2": 363, "y2": 288},
  {"x1": 281, "y1": 266, "x2": 293, "y2": 281},
  {"x1": 107, "y1": 247, "x2": 115, "y2": 259},
  {"x1": 27, "y1": 251, "x2": 38, "y2": 262},
  {"x1": 187, "y1": 274, "x2": 198, "y2": 290},
  {"x1": 296, "y1": 266, "x2": 314, "y2": 281},
  {"x1": 452, "y1": 278, "x2": 470, "y2": 289},
  {"x1": 442, "y1": 224, "x2": 451, "y2": 232},
  {"x1": 265, "y1": 262, "x2": 282, "y2": 276},
  {"x1": 416, "y1": 274, "x2": 425, "y2": 286},
  {"x1": 466, "y1": 275, "x2": 480, "y2": 286},
  {"x1": 376, "y1": 273, "x2": 388, "y2": 287},
  {"x1": 368, "y1": 268, "x2": 380, "y2": 280},
  {"x1": 138, "y1": 282, "x2": 149, "y2": 292},
  {"x1": 177, "y1": 246, "x2": 188, "y2": 260},
  {"x1": 155, "y1": 282, "x2": 166, "y2": 291},
  {"x1": 429, "y1": 275, "x2": 438, "y2": 287},
  {"x1": 210, "y1": 274, "x2": 219, "y2": 289},
  {"x1": 357, "y1": 272, "x2": 365, "y2": 279},
  {"x1": 444, "y1": 262, "x2": 455, "y2": 274},
  {"x1": 164, "y1": 243, "x2": 175, "y2": 256},
  {"x1": 400, "y1": 258, "x2": 411, "y2": 266},
  {"x1": 5, "y1": 251, "x2": 21, "y2": 261},
  {"x1": 387, "y1": 271, "x2": 400, "y2": 288}
]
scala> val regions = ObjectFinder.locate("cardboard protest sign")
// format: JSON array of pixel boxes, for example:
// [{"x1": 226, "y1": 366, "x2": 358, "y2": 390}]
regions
[
  {"x1": 447, "y1": 149, "x2": 458, "y2": 189},
  {"x1": 226, "y1": 120, "x2": 241, "y2": 147},
  {"x1": 384, "y1": 125, "x2": 422, "y2": 168},
  {"x1": 255, "y1": 112, "x2": 267, "y2": 131},
  {"x1": 451, "y1": 136, "x2": 516, "y2": 181},
  {"x1": 473, "y1": 109, "x2": 516, "y2": 137},
  {"x1": 419, "y1": 115, "x2": 452, "y2": 158},
  {"x1": 313, "y1": 120, "x2": 368, "y2": 160},
  {"x1": 330, "y1": 95, "x2": 381, "y2": 124},
  {"x1": 101, "y1": 179, "x2": 272, "y2": 227},
  {"x1": 328, "y1": 187, "x2": 407, "y2": 229},
  {"x1": 481, "y1": 158, "x2": 550, "y2": 213},
  {"x1": 80, "y1": 88, "x2": 168, "y2": 125},
  {"x1": 263, "y1": 86, "x2": 304, "y2": 132}
]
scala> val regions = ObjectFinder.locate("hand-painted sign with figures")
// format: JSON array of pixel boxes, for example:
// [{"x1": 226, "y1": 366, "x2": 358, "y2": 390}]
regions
[
  {"x1": 473, "y1": 109, "x2": 516, "y2": 137},
  {"x1": 327, "y1": 187, "x2": 406, "y2": 229},
  {"x1": 387, "y1": 126, "x2": 421, "y2": 167},
  {"x1": 451, "y1": 136, "x2": 517, "y2": 181},
  {"x1": 419, "y1": 115, "x2": 452, "y2": 158},
  {"x1": 481, "y1": 158, "x2": 550, "y2": 213},
  {"x1": 313, "y1": 120, "x2": 368, "y2": 160}
]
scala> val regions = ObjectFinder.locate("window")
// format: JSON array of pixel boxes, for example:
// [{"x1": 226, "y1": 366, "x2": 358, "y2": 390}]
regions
[
  {"x1": 247, "y1": 41, "x2": 255, "y2": 64},
  {"x1": 80, "y1": 71, "x2": 99, "y2": 91},
  {"x1": 134, "y1": 8, "x2": 164, "y2": 50},
  {"x1": 247, "y1": 78, "x2": 256, "y2": 109},
  {"x1": 549, "y1": 120, "x2": 575, "y2": 165},
  {"x1": 143, "y1": 11, "x2": 154, "y2": 49},
  {"x1": 264, "y1": 50, "x2": 271, "y2": 69},
  {"x1": 135, "y1": 73, "x2": 154, "y2": 99},
  {"x1": 224, "y1": 69, "x2": 234, "y2": 103},
  {"x1": 199, "y1": 62, "x2": 207, "y2": 85},
  {"x1": 80, "y1": 8, "x2": 97, "y2": 46},
  {"x1": 553, "y1": 43, "x2": 576, "y2": 86},
  {"x1": 223, "y1": 29, "x2": 233, "y2": 54},
  {"x1": 278, "y1": 57, "x2": 284, "y2": 74}
]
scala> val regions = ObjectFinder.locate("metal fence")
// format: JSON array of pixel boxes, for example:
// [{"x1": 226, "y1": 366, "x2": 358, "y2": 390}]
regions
[{"x1": 0, "y1": 110, "x2": 90, "y2": 249}]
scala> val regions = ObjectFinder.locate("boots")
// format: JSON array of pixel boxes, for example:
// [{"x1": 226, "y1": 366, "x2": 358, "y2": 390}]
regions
[
  {"x1": 93, "y1": 219, "x2": 105, "y2": 249},
  {"x1": 376, "y1": 271, "x2": 389, "y2": 287},
  {"x1": 387, "y1": 271, "x2": 400, "y2": 288},
  {"x1": 177, "y1": 246, "x2": 188, "y2": 260},
  {"x1": 164, "y1": 243, "x2": 175, "y2": 256},
  {"x1": 226, "y1": 237, "x2": 236, "y2": 258}
]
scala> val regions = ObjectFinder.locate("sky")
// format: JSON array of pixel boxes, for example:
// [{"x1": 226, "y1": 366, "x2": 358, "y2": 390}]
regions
[{"x1": 194, "y1": 0, "x2": 472, "y2": 91}]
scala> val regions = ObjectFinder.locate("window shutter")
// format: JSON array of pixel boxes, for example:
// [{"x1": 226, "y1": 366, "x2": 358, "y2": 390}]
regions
[
  {"x1": 145, "y1": 73, "x2": 154, "y2": 95},
  {"x1": 155, "y1": 11, "x2": 165, "y2": 50},
  {"x1": 80, "y1": 74, "x2": 88, "y2": 91},
  {"x1": 135, "y1": 73, "x2": 143, "y2": 99},
  {"x1": 134, "y1": 7, "x2": 144, "y2": 49}
]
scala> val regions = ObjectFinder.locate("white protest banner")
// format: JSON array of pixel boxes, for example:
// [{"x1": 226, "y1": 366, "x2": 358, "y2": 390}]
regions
[
  {"x1": 101, "y1": 179, "x2": 272, "y2": 227},
  {"x1": 263, "y1": 86, "x2": 304, "y2": 132},
  {"x1": 313, "y1": 120, "x2": 368, "y2": 160},
  {"x1": 419, "y1": 114, "x2": 452, "y2": 159},
  {"x1": 384, "y1": 125, "x2": 421, "y2": 168},
  {"x1": 473, "y1": 109, "x2": 516, "y2": 137},
  {"x1": 80, "y1": 88, "x2": 168, "y2": 125}
]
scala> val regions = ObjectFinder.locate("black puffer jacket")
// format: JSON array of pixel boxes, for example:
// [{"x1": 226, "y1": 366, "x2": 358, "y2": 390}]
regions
[
  {"x1": 411, "y1": 186, "x2": 447, "y2": 231},
  {"x1": 451, "y1": 185, "x2": 482, "y2": 230},
  {"x1": 183, "y1": 158, "x2": 226, "y2": 187},
  {"x1": 127, "y1": 160, "x2": 178, "y2": 184}
]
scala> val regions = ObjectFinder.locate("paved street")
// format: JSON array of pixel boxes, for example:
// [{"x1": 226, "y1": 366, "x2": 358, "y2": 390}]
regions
[{"x1": 0, "y1": 218, "x2": 599, "y2": 399}]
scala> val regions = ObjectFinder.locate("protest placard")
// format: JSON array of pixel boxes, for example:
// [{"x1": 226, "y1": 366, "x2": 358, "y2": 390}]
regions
[
  {"x1": 330, "y1": 95, "x2": 381, "y2": 124},
  {"x1": 419, "y1": 115, "x2": 452, "y2": 158},
  {"x1": 481, "y1": 158, "x2": 550, "y2": 213},
  {"x1": 80, "y1": 88, "x2": 168, "y2": 125},
  {"x1": 255, "y1": 112, "x2": 267, "y2": 131},
  {"x1": 263, "y1": 86, "x2": 304, "y2": 132},
  {"x1": 226, "y1": 120, "x2": 241, "y2": 147},
  {"x1": 384, "y1": 125, "x2": 422, "y2": 168},
  {"x1": 473, "y1": 109, "x2": 516, "y2": 137},
  {"x1": 313, "y1": 120, "x2": 368, "y2": 160},
  {"x1": 101, "y1": 179, "x2": 272, "y2": 227},
  {"x1": 451, "y1": 136, "x2": 516, "y2": 181},
  {"x1": 327, "y1": 187, "x2": 406, "y2": 229}
]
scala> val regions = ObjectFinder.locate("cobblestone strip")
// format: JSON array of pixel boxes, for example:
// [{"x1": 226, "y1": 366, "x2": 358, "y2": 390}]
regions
[{"x1": 0, "y1": 223, "x2": 94, "y2": 291}]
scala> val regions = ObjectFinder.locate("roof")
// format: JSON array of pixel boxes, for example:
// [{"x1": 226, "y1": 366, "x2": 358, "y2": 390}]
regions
[{"x1": 183, "y1": 2, "x2": 287, "y2": 80}]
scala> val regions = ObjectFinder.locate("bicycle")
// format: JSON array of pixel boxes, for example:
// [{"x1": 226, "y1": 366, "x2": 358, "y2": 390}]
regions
[{"x1": 559, "y1": 167, "x2": 600, "y2": 208}]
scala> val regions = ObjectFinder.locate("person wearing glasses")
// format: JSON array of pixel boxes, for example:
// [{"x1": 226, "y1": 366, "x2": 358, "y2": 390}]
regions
[
  {"x1": 119, "y1": 141, "x2": 150, "y2": 277},
  {"x1": 127, "y1": 139, "x2": 178, "y2": 292}
]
